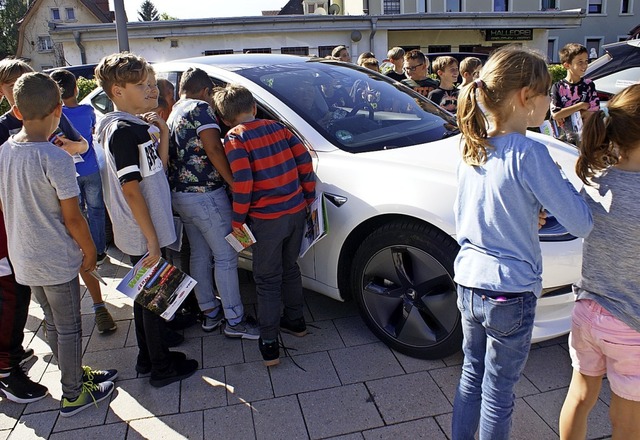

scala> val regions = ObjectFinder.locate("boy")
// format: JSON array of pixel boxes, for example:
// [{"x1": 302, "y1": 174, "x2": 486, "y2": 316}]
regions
[
  {"x1": 94, "y1": 53, "x2": 197, "y2": 386},
  {"x1": 332, "y1": 45, "x2": 351, "y2": 63},
  {"x1": 0, "y1": 72, "x2": 116, "y2": 416},
  {"x1": 428, "y1": 56, "x2": 459, "y2": 113},
  {"x1": 213, "y1": 84, "x2": 316, "y2": 366},
  {"x1": 550, "y1": 43, "x2": 600, "y2": 145},
  {"x1": 383, "y1": 47, "x2": 406, "y2": 82},
  {"x1": 401, "y1": 49, "x2": 438, "y2": 97},
  {"x1": 50, "y1": 68, "x2": 117, "y2": 334},
  {"x1": 168, "y1": 67, "x2": 259, "y2": 338},
  {"x1": 459, "y1": 56, "x2": 483, "y2": 88}
]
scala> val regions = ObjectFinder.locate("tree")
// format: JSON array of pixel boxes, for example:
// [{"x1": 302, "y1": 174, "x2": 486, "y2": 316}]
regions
[
  {"x1": 159, "y1": 12, "x2": 177, "y2": 20},
  {"x1": 0, "y1": 0, "x2": 28, "y2": 58},
  {"x1": 138, "y1": 0, "x2": 159, "y2": 21}
]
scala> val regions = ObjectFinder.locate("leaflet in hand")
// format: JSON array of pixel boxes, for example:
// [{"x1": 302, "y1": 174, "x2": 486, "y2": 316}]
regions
[
  {"x1": 225, "y1": 224, "x2": 257, "y2": 252},
  {"x1": 299, "y1": 194, "x2": 328, "y2": 258},
  {"x1": 116, "y1": 255, "x2": 197, "y2": 320}
]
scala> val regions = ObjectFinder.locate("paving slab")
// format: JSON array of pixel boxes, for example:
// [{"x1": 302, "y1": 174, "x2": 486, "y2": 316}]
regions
[
  {"x1": 203, "y1": 403, "x2": 255, "y2": 440},
  {"x1": 50, "y1": 422, "x2": 127, "y2": 440},
  {"x1": 179, "y1": 367, "x2": 227, "y2": 412},
  {"x1": 362, "y1": 417, "x2": 448, "y2": 440},
  {"x1": 224, "y1": 361, "x2": 274, "y2": 405},
  {"x1": 251, "y1": 395, "x2": 308, "y2": 440},
  {"x1": 106, "y1": 378, "x2": 180, "y2": 423},
  {"x1": 329, "y1": 342, "x2": 404, "y2": 385},
  {"x1": 7, "y1": 410, "x2": 57, "y2": 440},
  {"x1": 128, "y1": 411, "x2": 203, "y2": 440},
  {"x1": 269, "y1": 351, "x2": 341, "y2": 396}
]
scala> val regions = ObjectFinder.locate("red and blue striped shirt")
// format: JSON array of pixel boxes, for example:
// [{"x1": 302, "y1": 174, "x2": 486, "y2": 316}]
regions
[{"x1": 223, "y1": 119, "x2": 316, "y2": 229}]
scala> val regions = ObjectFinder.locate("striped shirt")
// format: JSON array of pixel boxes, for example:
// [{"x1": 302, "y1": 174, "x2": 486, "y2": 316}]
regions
[{"x1": 223, "y1": 119, "x2": 315, "y2": 228}]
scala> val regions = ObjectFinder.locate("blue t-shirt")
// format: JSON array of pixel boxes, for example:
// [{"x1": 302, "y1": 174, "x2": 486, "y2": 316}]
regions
[
  {"x1": 62, "y1": 104, "x2": 99, "y2": 177},
  {"x1": 454, "y1": 133, "x2": 593, "y2": 296}
]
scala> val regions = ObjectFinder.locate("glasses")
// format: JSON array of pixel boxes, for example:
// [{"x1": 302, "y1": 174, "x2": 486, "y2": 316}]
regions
[{"x1": 403, "y1": 63, "x2": 424, "y2": 72}]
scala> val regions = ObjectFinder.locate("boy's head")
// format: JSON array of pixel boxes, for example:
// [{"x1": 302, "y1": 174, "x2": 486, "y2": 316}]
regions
[
  {"x1": 459, "y1": 57, "x2": 483, "y2": 79},
  {"x1": 431, "y1": 56, "x2": 459, "y2": 86},
  {"x1": 559, "y1": 43, "x2": 588, "y2": 65},
  {"x1": 559, "y1": 43, "x2": 589, "y2": 79},
  {"x1": 403, "y1": 50, "x2": 428, "y2": 80},
  {"x1": 387, "y1": 47, "x2": 405, "y2": 69},
  {"x1": 49, "y1": 69, "x2": 77, "y2": 100},
  {"x1": 13, "y1": 72, "x2": 61, "y2": 121},
  {"x1": 213, "y1": 84, "x2": 255, "y2": 126},
  {"x1": 332, "y1": 45, "x2": 351, "y2": 63},
  {"x1": 360, "y1": 57, "x2": 380, "y2": 72},
  {"x1": 0, "y1": 58, "x2": 34, "y2": 106},
  {"x1": 94, "y1": 52, "x2": 149, "y2": 99},
  {"x1": 179, "y1": 67, "x2": 214, "y2": 100}
]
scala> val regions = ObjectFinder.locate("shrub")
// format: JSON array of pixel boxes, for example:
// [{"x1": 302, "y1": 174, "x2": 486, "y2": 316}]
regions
[
  {"x1": 77, "y1": 77, "x2": 97, "y2": 101},
  {"x1": 548, "y1": 64, "x2": 567, "y2": 84}
]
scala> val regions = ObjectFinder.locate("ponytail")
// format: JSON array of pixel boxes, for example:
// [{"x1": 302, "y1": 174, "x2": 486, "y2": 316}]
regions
[
  {"x1": 457, "y1": 79, "x2": 490, "y2": 166},
  {"x1": 576, "y1": 110, "x2": 615, "y2": 185}
]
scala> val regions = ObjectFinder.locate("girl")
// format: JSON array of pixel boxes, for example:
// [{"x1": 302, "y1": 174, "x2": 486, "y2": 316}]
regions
[
  {"x1": 452, "y1": 46, "x2": 593, "y2": 440},
  {"x1": 559, "y1": 84, "x2": 640, "y2": 440}
]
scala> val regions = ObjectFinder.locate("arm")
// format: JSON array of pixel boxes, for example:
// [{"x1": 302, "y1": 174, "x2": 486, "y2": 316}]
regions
[
  {"x1": 200, "y1": 128, "x2": 233, "y2": 185},
  {"x1": 140, "y1": 112, "x2": 169, "y2": 169},
  {"x1": 551, "y1": 102, "x2": 590, "y2": 122},
  {"x1": 224, "y1": 135, "x2": 253, "y2": 229},
  {"x1": 57, "y1": 135, "x2": 89, "y2": 155},
  {"x1": 60, "y1": 197, "x2": 97, "y2": 272},
  {"x1": 121, "y1": 180, "x2": 161, "y2": 267}
]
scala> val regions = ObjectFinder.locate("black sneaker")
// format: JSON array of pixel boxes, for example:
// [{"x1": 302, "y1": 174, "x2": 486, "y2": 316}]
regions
[
  {"x1": 280, "y1": 316, "x2": 308, "y2": 337},
  {"x1": 149, "y1": 358, "x2": 198, "y2": 388},
  {"x1": 82, "y1": 366, "x2": 118, "y2": 384},
  {"x1": 136, "y1": 351, "x2": 187, "y2": 375},
  {"x1": 258, "y1": 337, "x2": 280, "y2": 367},
  {"x1": 0, "y1": 367, "x2": 48, "y2": 403},
  {"x1": 19, "y1": 348, "x2": 34, "y2": 367}
]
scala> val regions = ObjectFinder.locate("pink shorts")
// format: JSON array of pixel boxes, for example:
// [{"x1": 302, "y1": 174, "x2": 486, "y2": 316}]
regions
[{"x1": 569, "y1": 299, "x2": 640, "y2": 401}]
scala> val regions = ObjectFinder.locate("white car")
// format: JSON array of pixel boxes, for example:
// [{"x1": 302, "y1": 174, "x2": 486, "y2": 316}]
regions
[{"x1": 84, "y1": 54, "x2": 583, "y2": 359}]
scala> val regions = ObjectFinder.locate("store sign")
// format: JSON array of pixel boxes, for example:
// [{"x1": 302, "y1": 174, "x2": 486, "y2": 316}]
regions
[{"x1": 485, "y1": 29, "x2": 533, "y2": 41}]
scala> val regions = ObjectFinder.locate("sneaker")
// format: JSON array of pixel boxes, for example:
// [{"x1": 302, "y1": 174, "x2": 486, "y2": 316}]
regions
[
  {"x1": 136, "y1": 351, "x2": 187, "y2": 375},
  {"x1": 149, "y1": 358, "x2": 198, "y2": 388},
  {"x1": 82, "y1": 366, "x2": 118, "y2": 384},
  {"x1": 201, "y1": 309, "x2": 224, "y2": 332},
  {"x1": 224, "y1": 316, "x2": 260, "y2": 340},
  {"x1": 258, "y1": 338, "x2": 279, "y2": 367},
  {"x1": 0, "y1": 367, "x2": 48, "y2": 403},
  {"x1": 18, "y1": 348, "x2": 34, "y2": 367},
  {"x1": 95, "y1": 307, "x2": 117, "y2": 334},
  {"x1": 60, "y1": 380, "x2": 114, "y2": 417},
  {"x1": 96, "y1": 253, "x2": 108, "y2": 265},
  {"x1": 280, "y1": 316, "x2": 308, "y2": 337}
]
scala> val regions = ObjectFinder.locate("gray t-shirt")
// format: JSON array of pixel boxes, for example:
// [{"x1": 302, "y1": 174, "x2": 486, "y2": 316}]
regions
[
  {"x1": 575, "y1": 167, "x2": 640, "y2": 332},
  {"x1": 95, "y1": 112, "x2": 175, "y2": 256},
  {"x1": 0, "y1": 139, "x2": 82, "y2": 285}
]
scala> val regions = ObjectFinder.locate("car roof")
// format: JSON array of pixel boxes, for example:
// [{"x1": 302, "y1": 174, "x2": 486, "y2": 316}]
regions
[{"x1": 163, "y1": 53, "x2": 318, "y2": 71}]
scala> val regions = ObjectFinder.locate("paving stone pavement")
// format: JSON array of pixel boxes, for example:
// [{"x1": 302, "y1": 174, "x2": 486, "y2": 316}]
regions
[{"x1": 0, "y1": 248, "x2": 614, "y2": 440}]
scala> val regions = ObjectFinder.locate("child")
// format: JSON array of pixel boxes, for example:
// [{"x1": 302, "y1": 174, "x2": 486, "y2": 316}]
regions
[
  {"x1": 550, "y1": 43, "x2": 600, "y2": 145},
  {"x1": 50, "y1": 68, "x2": 117, "y2": 334},
  {"x1": 559, "y1": 84, "x2": 640, "y2": 440},
  {"x1": 428, "y1": 56, "x2": 459, "y2": 113},
  {"x1": 459, "y1": 56, "x2": 483, "y2": 88},
  {"x1": 360, "y1": 57, "x2": 380, "y2": 72},
  {"x1": 0, "y1": 72, "x2": 116, "y2": 416},
  {"x1": 94, "y1": 53, "x2": 197, "y2": 386},
  {"x1": 452, "y1": 46, "x2": 593, "y2": 439},
  {"x1": 167, "y1": 68, "x2": 259, "y2": 338},
  {"x1": 401, "y1": 49, "x2": 438, "y2": 97},
  {"x1": 213, "y1": 84, "x2": 316, "y2": 366},
  {"x1": 383, "y1": 47, "x2": 406, "y2": 82}
]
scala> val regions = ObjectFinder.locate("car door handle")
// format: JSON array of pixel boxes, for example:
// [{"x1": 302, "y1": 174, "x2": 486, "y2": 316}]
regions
[{"x1": 324, "y1": 192, "x2": 347, "y2": 207}]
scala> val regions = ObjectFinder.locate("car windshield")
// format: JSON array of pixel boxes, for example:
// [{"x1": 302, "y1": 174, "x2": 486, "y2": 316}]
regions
[{"x1": 239, "y1": 60, "x2": 458, "y2": 153}]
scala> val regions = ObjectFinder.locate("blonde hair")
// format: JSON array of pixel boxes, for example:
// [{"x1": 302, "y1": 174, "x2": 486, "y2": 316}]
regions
[
  {"x1": 457, "y1": 45, "x2": 551, "y2": 166},
  {"x1": 94, "y1": 52, "x2": 149, "y2": 99},
  {"x1": 13, "y1": 73, "x2": 60, "y2": 120},
  {"x1": 576, "y1": 84, "x2": 640, "y2": 184},
  {"x1": 0, "y1": 58, "x2": 33, "y2": 85},
  {"x1": 431, "y1": 56, "x2": 457, "y2": 75},
  {"x1": 213, "y1": 84, "x2": 255, "y2": 122},
  {"x1": 459, "y1": 57, "x2": 483, "y2": 75}
]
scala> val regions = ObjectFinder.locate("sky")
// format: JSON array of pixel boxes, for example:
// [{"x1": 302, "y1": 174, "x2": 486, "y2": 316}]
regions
[{"x1": 115, "y1": 0, "x2": 290, "y2": 20}]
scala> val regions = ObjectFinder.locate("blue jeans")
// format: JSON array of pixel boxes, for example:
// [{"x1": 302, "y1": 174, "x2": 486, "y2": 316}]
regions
[
  {"x1": 31, "y1": 278, "x2": 83, "y2": 399},
  {"x1": 171, "y1": 189, "x2": 244, "y2": 325},
  {"x1": 77, "y1": 171, "x2": 106, "y2": 254},
  {"x1": 452, "y1": 285, "x2": 537, "y2": 440},
  {"x1": 250, "y1": 209, "x2": 306, "y2": 341}
]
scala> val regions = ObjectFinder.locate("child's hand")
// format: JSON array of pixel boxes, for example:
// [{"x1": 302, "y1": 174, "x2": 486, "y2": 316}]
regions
[
  {"x1": 81, "y1": 251, "x2": 97, "y2": 273},
  {"x1": 231, "y1": 226, "x2": 245, "y2": 240},
  {"x1": 141, "y1": 112, "x2": 168, "y2": 133},
  {"x1": 538, "y1": 209, "x2": 548, "y2": 230},
  {"x1": 142, "y1": 240, "x2": 161, "y2": 267}
]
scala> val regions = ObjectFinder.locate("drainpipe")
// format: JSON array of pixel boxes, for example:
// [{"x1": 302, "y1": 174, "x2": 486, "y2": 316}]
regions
[
  {"x1": 369, "y1": 17, "x2": 377, "y2": 56},
  {"x1": 73, "y1": 31, "x2": 87, "y2": 65}
]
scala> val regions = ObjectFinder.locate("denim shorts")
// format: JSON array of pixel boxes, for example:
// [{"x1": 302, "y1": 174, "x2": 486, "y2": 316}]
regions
[{"x1": 569, "y1": 299, "x2": 640, "y2": 401}]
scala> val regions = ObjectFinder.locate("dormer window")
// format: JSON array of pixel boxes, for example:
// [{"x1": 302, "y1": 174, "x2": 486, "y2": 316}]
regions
[
  {"x1": 304, "y1": 1, "x2": 328, "y2": 14},
  {"x1": 51, "y1": 8, "x2": 61, "y2": 21}
]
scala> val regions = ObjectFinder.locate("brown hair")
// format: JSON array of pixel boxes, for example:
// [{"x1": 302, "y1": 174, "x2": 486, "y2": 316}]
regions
[
  {"x1": 179, "y1": 67, "x2": 214, "y2": 96},
  {"x1": 576, "y1": 84, "x2": 640, "y2": 184},
  {"x1": 456, "y1": 45, "x2": 551, "y2": 166},
  {"x1": 459, "y1": 57, "x2": 483, "y2": 75},
  {"x1": 213, "y1": 84, "x2": 255, "y2": 122},
  {"x1": 559, "y1": 43, "x2": 588, "y2": 65},
  {"x1": 431, "y1": 56, "x2": 458, "y2": 75},
  {"x1": 50, "y1": 69, "x2": 77, "y2": 100},
  {"x1": 94, "y1": 52, "x2": 149, "y2": 99},
  {"x1": 403, "y1": 49, "x2": 427, "y2": 67},
  {"x1": 387, "y1": 47, "x2": 405, "y2": 61},
  {"x1": 0, "y1": 58, "x2": 33, "y2": 85},
  {"x1": 13, "y1": 72, "x2": 60, "y2": 120}
]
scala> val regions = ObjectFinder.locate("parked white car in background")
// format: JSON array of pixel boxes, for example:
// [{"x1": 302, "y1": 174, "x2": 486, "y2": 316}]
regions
[{"x1": 84, "y1": 54, "x2": 584, "y2": 359}]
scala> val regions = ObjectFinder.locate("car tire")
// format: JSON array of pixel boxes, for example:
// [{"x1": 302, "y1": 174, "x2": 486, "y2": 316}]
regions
[{"x1": 351, "y1": 220, "x2": 462, "y2": 359}]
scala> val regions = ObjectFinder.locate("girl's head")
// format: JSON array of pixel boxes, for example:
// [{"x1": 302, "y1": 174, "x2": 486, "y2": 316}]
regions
[
  {"x1": 457, "y1": 45, "x2": 551, "y2": 165},
  {"x1": 576, "y1": 84, "x2": 640, "y2": 184}
]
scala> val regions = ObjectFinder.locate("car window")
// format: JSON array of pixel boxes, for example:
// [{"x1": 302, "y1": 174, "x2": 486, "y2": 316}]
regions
[{"x1": 239, "y1": 61, "x2": 457, "y2": 153}]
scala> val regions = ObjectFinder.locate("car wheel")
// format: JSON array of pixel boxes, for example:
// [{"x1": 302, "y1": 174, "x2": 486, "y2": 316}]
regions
[{"x1": 351, "y1": 220, "x2": 462, "y2": 359}]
